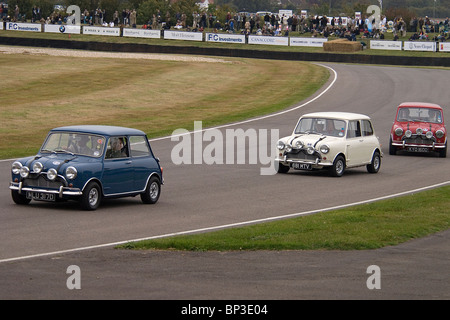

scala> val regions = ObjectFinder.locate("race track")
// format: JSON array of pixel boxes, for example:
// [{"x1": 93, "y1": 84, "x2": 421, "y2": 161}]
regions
[{"x1": 0, "y1": 62, "x2": 449, "y2": 300}]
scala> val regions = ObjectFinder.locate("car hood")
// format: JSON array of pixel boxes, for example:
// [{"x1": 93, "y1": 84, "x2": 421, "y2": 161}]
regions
[
  {"x1": 24, "y1": 153, "x2": 97, "y2": 172},
  {"x1": 282, "y1": 134, "x2": 342, "y2": 147}
]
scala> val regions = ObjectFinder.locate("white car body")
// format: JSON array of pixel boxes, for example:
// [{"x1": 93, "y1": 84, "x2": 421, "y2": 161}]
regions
[{"x1": 275, "y1": 112, "x2": 382, "y2": 176}]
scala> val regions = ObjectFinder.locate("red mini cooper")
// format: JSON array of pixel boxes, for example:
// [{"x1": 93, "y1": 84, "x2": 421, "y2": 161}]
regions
[{"x1": 389, "y1": 102, "x2": 447, "y2": 157}]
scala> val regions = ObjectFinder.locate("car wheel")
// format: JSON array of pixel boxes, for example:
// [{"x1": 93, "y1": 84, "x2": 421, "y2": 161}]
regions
[
  {"x1": 141, "y1": 176, "x2": 161, "y2": 204},
  {"x1": 329, "y1": 155, "x2": 345, "y2": 177},
  {"x1": 277, "y1": 162, "x2": 290, "y2": 174},
  {"x1": 439, "y1": 142, "x2": 447, "y2": 158},
  {"x1": 367, "y1": 151, "x2": 381, "y2": 173},
  {"x1": 389, "y1": 137, "x2": 396, "y2": 155},
  {"x1": 80, "y1": 181, "x2": 102, "y2": 211},
  {"x1": 11, "y1": 190, "x2": 31, "y2": 205}
]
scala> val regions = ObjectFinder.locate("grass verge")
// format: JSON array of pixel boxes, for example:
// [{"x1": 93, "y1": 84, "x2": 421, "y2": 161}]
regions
[
  {"x1": 119, "y1": 185, "x2": 450, "y2": 251},
  {"x1": 0, "y1": 53, "x2": 328, "y2": 159}
]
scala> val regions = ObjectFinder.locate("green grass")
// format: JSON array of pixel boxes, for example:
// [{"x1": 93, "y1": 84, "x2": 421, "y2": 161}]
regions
[
  {"x1": 119, "y1": 185, "x2": 450, "y2": 251},
  {"x1": 0, "y1": 53, "x2": 328, "y2": 159}
]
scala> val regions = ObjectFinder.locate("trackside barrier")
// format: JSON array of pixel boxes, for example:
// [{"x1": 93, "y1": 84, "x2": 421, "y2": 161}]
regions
[{"x1": 1, "y1": 22, "x2": 450, "y2": 52}]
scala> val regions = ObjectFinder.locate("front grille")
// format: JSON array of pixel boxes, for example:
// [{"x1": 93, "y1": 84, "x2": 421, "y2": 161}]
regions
[
  {"x1": 403, "y1": 136, "x2": 435, "y2": 145},
  {"x1": 286, "y1": 149, "x2": 321, "y2": 161},
  {"x1": 23, "y1": 175, "x2": 65, "y2": 189}
]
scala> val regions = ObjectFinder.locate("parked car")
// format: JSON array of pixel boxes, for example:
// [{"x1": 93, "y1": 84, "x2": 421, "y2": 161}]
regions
[
  {"x1": 10, "y1": 125, "x2": 163, "y2": 210},
  {"x1": 275, "y1": 112, "x2": 382, "y2": 177},
  {"x1": 389, "y1": 102, "x2": 447, "y2": 157}
]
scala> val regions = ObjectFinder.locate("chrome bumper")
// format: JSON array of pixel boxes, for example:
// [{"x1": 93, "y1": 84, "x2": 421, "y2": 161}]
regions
[
  {"x1": 391, "y1": 141, "x2": 446, "y2": 149},
  {"x1": 277, "y1": 156, "x2": 332, "y2": 167},
  {"x1": 10, "y1": 182, "x2": 83, "y2": 198}
]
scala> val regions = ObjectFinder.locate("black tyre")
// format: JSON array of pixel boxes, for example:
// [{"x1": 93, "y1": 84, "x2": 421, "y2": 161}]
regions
[
  {"x1": 80, "y1": 181, "x2": 102, "y2": 211},
  {"x1": 329, "y1": 155, "x2": 345, "y2": 177},
  {"x1": 276, "y1": 162, "x2": 290, "y2": 174},
  {"x1": 367, "y1": 151, "x2": 381, "y2": 173},
  {"x1": 439, "y1": 142, "x2": 447, "y2": 158},
  {"x1": 11, "y1": 190, "x2": 31, "y2": 205},
  {"x1": 141, "y1": 176, "x2": 161, "y2": 204},
  {"x1": 389, "y1": 137, "x2": 397, "y2": 155}
]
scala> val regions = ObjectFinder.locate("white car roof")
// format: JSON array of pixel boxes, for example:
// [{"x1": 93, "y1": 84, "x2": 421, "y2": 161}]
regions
[{"x1": 300, "y1": 112, "x2": 371, "y2": 121}]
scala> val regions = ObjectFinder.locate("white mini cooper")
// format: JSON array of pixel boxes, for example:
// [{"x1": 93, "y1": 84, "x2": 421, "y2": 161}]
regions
[{"x1": 275, "y1": 112, "x2": 382, "y2": 177}]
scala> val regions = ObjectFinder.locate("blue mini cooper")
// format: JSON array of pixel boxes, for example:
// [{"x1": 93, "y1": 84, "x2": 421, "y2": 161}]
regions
[{"x1": 10, "y1": 125, "x2": 163, "y2": 210}]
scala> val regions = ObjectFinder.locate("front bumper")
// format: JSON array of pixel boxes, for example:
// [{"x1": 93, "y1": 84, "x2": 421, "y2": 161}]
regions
[
  {"x1": 391, "y1": 141, "x2": 446, "y2": 149},
  {"x1": 276, "y1": 156, "x2": 332, "y2": 168},
  {"x1": 10, "y1": 181, "x2": 83, "y2": 198}
]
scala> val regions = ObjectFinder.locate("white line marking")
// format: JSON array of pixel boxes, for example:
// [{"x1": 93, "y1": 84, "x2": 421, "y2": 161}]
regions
[{"x1": 1, "y1": 181, "x2": 449, "y2": 264}]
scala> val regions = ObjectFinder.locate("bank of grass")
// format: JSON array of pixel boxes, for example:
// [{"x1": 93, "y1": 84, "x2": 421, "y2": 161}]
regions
[
  {"x1": 0, "y1": 53, "x2": 328, "y2": 159},
  {"x1": 119, "y1": 185, "x2": 450, "y2": 251}
]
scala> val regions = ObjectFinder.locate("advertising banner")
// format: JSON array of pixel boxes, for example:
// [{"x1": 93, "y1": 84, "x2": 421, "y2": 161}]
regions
[
  {"x1": 123, "y1": 28, "x2": 161, "y2": 39},
  {"x1": 370, "y1": 40, "x2": 402, "y2": 50},
  {"x1": 248, "y1": 35, "x2": 289, "y2": 46},
  {"x1": 6, "y1": 22, "x2": 41, "y2": 32},
  {"x1": 83, "y1": 26, "x2": 120, "y2": 36},
  {"x1": 403, "y1": 41, "x2": 436, "y2": 52},
  {"x1": 205, "y1": 33, "x2": 245, "y2": 44},
  {"x1": 45, "y1": 24, "x2": 81, "y2": 34},
  {"x1": 438, "y1": 42, "x2": 450, "y2": 52},
  {"x1": 164, "y1": 30, "x2": 203, "y2": 41},
  {"x1": 290, "y1": 37, "x2": 327, "y2": 47}
]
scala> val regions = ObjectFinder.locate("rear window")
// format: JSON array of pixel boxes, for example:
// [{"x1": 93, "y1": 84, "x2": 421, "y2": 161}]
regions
[{"x1": 129, "y1": 136, "x2": 151, "y2": 157}]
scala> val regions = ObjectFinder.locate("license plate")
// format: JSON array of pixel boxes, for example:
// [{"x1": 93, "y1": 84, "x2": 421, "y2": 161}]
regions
[
  {"x1": 407, "y1": 147, "x2": 429, "y2": 153},
  {"x1": 291, "y1": 163, "x2": 312, "y2": 170},
  {"x1": 26, "y1": 191, "x2": 56, "y2": 202}
]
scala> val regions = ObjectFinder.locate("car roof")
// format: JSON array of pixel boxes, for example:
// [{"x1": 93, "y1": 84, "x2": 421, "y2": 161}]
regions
[
  {"x1": 398, "y1": 102, "x2": 442, "y2": 110},
  {"x1": 50, "y1": 125, "x2": 146, "y2": 136},
  {"x1": 300, "y1": 112, "x2": 371, "y2": 121}
]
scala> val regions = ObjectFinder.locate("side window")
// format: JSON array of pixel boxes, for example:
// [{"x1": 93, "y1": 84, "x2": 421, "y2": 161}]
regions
[
  {"x1": 129, "y1": 136, "x2": 151, "y2": 157},
  {"x1": 105, "y1": 136, "x2": 129, "y2": 159},
  {"x1": 347, "y1": 121, "x2": 361, "y2": 138},
  {"x1": 361, "y1": 120, "x2": 374, "y2": 136}
]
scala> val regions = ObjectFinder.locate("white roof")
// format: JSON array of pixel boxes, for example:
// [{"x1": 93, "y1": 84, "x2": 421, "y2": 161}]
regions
[{"x1": 301, "y1": 112, "x2": 371, "y2": 121}]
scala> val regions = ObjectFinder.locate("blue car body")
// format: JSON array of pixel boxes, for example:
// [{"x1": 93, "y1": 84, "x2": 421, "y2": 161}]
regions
[{"x1": 10, "y1": 125, "x2": 163, "y2": 210}]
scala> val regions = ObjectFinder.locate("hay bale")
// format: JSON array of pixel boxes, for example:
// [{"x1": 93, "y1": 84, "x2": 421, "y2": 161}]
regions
[{"x1": 323, "y1": 39, "x2": 362, "y2": 52}]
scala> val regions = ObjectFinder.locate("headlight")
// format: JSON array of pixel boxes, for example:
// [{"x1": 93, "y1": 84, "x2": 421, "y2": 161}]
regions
[
  {"x1": 12, "y1": 161, "x2": 23, "y2": 175},
  {"x1": 295, "y1": 141, "x2": 304, "y2": 149},
  {"x1": 425, "y1": 131, "x2": 433, "y2": 139},
  {"x1": 320, "y1": 144, "x2": 330, "y2": 154},
  {"x1": 405, "y1": 130, "x2": 412, "y2": 138},
  {"x1": 20, "y1": 166, "x2": 30, "y2": 178},
  {"x1": 66, "y1": 166, "x2": 77, "y2": 180},
  {"x1": 416, "y1": 128, "x2": 423, "y2": 135},
  {"x1": 285, "y1": 144, "x2": 292, "y2": 152},
  {"x1": 32, "y1": 162, "x2": 43, "y2": 174},
  {"x1": 436, "y1": 130, "x2": 445, "y2": 139},
  {"x1": 277, "y1": 141, "x2": 285, "y2": 150},
  {"x1": 394, "y1": 127, "x2": 403, "y2": 137},
  {"x1": 306, "y1": 147, "x2": 315, "y2": 155},
  {"x1": 47, "y1": 168, "x2": 58, "y2": 181}
]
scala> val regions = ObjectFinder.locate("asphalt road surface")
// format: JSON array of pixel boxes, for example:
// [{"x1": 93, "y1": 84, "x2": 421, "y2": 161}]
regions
[{"x1": 0, "y1": 62, "x2": 449, "y2": 301}]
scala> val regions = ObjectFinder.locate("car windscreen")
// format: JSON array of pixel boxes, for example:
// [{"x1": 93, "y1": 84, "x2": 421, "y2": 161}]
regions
[
  {"x1": 41, "y1": 132, "x2": 106, "y2": 157},
  {"x1": 397, "y1": 107, "x2": 443, "y2": 124},
  {"x1": 294, "y1": 118, "x2": 346, "y2": 137}
]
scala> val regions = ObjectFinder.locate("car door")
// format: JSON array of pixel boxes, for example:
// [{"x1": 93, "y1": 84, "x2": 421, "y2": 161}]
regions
[
  {"x1": 360, "y1": 119, "x2": 378, "y2": 163},
  {"x1": 129, "y1": 135, "x2": 157, "y2": 191},
  {"x1": 345, "y1": 120, "x2": 366, "y2": 167},
  {"x1": 102, "y1": 136, "x2": 134, "y2": 195}
]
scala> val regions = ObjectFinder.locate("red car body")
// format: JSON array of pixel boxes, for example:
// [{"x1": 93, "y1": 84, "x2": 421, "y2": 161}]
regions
[{"x1": 389, "y1": 102, "x2": 447, "y2": 157}]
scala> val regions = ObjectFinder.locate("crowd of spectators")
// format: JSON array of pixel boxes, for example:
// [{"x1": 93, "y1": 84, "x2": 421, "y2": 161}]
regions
[{"x1": 2, "y1": 4, "x2": 449, "y2": 42}]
